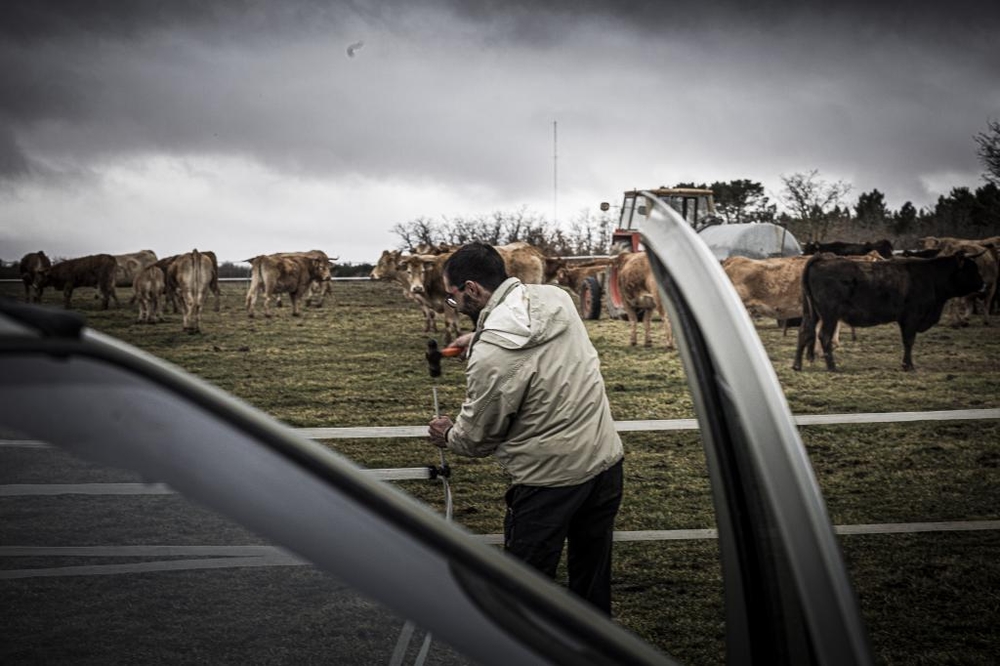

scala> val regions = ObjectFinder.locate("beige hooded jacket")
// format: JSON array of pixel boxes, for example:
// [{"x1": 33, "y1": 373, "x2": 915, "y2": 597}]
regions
[{"x1": 446, "y1": 278, "x2": 623, "y2": 486}]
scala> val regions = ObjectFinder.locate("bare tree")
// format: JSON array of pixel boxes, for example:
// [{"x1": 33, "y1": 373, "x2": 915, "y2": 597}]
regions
[
  {"x1": 779, "y1": 170, "x2": 853, "y2": 242},
  {"x1": 975, "y1": 119, "x2": 1000, "y2": 185},
  {"x1": 391, "y1": 217, "x2": 440, "y2": 250},
  {"x1": 391, "y1": 206, "x2": 614, "y2": 257}
]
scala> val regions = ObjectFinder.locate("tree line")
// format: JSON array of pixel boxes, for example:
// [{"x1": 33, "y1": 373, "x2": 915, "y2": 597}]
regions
[
  {"x1": 388, "y1": 177, "x2": 999, "y2": 257},
  {"x1": 390, "y1": 120, "x2": 1000, "y2": 254}
]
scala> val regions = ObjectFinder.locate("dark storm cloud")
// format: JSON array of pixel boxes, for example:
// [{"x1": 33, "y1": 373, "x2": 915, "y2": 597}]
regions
[
  {"x1": 0, "y1": 125, "x2": 30, "y2": 177},
  {"x1": 1, "y1": 0, "x2": 997, "y2": 207},
  {"x1": 442, "y1": 0, "x2": 1000, "y2": 43},
  {"x1": 10, "y1": 0, "x2": 994, "y2": 43},
  {"x1": 3, "y1": 1, "x2": 346, "y2": 41}
]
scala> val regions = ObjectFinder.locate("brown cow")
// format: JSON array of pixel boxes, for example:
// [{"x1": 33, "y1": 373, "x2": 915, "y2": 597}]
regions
[
  {"x1": 612, "y1": 251, "x2": 673, "y2": 348},
  {"x1": 245, "y1": 253, "x2": 332, "y2": 318},
  {"x1": 171, "y1": 249, "x2": 214, "y2": 332},
  {"x1": 133, "y1": 264, "x2": 166, "y2": 324},
  {"x1": 553, "y1": 260, "x2": 613, "y2": 318},
  {"x1": 272, "y1": 250, "x2": 337, "y2": 309},
  {"x1": 18, "y1": 251, "x2": 51, "y2": 303},
  {"x1": 544, "y1": 256, "x2": 566, "y2": 284},
  {"x1": 34, "y1": 254, "x2": 117, "y2": 309},
  {"x1": 919, "y1": 236, "x2": 998, "y2": 325},
  {"x1": 554, "y1": 261, "x2": 613, "y2": 293}
]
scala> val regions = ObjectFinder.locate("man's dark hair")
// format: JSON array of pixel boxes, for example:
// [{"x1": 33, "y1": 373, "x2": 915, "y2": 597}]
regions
[{"x1": 443, "y1": 242, "x2": 508, "y2": 291}]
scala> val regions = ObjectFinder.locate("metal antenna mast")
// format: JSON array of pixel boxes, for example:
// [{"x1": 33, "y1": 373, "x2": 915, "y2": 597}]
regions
[{"x1": 553, "y1": 120, "x2": 558, "y2": 226}]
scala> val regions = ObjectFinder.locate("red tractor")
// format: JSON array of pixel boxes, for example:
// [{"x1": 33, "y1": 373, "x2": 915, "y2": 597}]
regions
[{"x1": 579, "y1": 187, "x2": 719, "y2": 319}]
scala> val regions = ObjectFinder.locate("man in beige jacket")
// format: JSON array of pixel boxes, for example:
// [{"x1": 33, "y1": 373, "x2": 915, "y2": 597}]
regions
[{"x1": 428, "y1": 242, "x2": 623, "y2": 613}]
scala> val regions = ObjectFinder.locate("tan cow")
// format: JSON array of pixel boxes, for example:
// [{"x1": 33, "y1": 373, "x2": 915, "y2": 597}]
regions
[
  {"x1": 203, "y1": 250, "x2": 221, "y2": 312},
  {"x1": 151, "y1": 254, "x2": 181, "y2": 313},
  {"x1": 919, "y1": 237, "x2": 998, "y2": 325},
  {"x1": 245, "y1": 253, "x2": 332, "y2": 318},
  {"x1": 171, "y1": 249, "x2": 214, "y2": 333},
  {"x1": 612, "y1": 250, "x2": 674, "y2": 348},
  {"x1": 155, "y1": 251, "x2": 221, "y2": 314},
  {"x1": 133, "y1": 264, "x2": 166, "y2": 323},
  {"x1": 18, "y1": 251, "x2": 51, "y2": 303},
  {"x1": 34, "y1": 254, "x2": 117, "y2": 309},
  {"x1": 112, "y1": 250, "x2": 158, "y2": 288},
  {"x1": 399, "y1": 252, "x2": 461, "y2": 343},
  {"x1": 723, "y1": 252, "x2": 884, "y2": 346},
  {"x1": 413, "y1": 242, "x2": 457, "y2": 255},
  {"x1": 105, "y1": 249, "x2": 158, "y2": 307},
  {"x1": 494, "y1": 242, "x2": 546, "y2": 285},
  {"x1": 722, "y1": 255, "x2": 811, "y2": 326},
  {"x1": 371, "y1": 249, "x2": 441, "y2": 333},
  {"x1": 371, "y1": 249, "x2": 408, "y2": 285}
]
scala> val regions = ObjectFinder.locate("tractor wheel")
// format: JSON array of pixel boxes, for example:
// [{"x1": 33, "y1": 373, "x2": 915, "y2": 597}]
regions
[{"x1": 578, "y1": 276, "x2": 602, "y2": 320}]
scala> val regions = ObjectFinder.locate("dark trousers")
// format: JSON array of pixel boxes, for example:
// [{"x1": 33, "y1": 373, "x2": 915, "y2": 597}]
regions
[{"x1": 503, "y1": 459, "x2": 623, "y2": 614}]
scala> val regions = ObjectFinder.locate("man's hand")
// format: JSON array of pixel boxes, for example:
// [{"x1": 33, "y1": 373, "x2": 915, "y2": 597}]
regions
[
  {"x1": 428, "y1": 415, "x2": 453, "y2": 448},
  {"x1": 444, "y1": 332, "x2": 474, "y2": 360}
]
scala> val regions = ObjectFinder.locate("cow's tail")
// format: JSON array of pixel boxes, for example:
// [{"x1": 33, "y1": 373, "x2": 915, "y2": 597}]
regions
[
  {"x1": 792, "y1": 254, "x2": 823, "y2": 369},
  {"x1": 192, "y1": 249, "x2": 203, "y2": 296},
  {"x1": 801, "y1": 253, "x2": 826, "y2": 324}
]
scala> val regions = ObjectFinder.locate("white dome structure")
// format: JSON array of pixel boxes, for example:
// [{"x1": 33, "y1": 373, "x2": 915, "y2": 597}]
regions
[{"x1": 697, "y1": 223, "x2": 802, "y2": 260}]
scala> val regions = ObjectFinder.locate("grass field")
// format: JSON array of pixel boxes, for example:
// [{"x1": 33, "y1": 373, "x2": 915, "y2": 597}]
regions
[{"x1": 3, "y1": 278, "x2": 999, "y2": 664}]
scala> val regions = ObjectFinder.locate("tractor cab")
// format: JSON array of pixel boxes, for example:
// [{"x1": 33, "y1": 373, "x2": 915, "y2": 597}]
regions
[
  {"x1": 605, "y1": 187, "x2": 719, "y2": 253},
  {"x1": 584, "y1": 188, "x2": 719, "y2": 320}
]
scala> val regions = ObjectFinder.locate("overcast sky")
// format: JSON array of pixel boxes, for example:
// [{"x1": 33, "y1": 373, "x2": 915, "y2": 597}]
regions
[{"x1": 2, "y1": 1, "x2": 998, "y2": 264}]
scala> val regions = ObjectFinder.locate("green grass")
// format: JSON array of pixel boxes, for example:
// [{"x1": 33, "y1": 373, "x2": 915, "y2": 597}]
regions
[{"x1": 3, "y1": 280, "x2": 999, "y2": 664}]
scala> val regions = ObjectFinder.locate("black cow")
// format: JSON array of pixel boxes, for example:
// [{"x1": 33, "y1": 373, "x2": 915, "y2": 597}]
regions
[
  {"x1": 35, "y1": 253, "x2": 118, "y2": 310},
  {"x1": 19, "y1": 251, "x2": 51, "y2": 303},
  {"x1": 793, "y1": 252, "x2": 984, "y2": 371},
  {"x1": 802, "y1": 239, "x2": 894, "y2": 259}
]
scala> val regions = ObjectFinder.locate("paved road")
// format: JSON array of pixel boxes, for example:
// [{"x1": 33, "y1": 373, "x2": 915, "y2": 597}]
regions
[{"x1": 1, "y1": 444, "x2": 470, "y2": 665}]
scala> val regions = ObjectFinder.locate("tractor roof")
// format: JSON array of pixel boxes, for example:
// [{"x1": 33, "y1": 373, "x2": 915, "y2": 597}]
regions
[{"x1": 624, "y1": 187, "x2": 715, "y2": 197}]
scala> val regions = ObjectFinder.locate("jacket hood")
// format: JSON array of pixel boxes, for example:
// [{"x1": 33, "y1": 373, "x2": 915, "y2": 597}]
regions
[{"x1": 476, "y1": 278, "x2": 571, "y2": 350}]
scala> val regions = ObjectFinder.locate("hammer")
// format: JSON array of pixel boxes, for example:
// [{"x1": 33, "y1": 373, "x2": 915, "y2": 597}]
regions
[
  {"x1": 426, "y1": 338, "x2": 443, "y2": 415},
  {"x1": 425, "y1": 339, "x2": 451, "y2": 482}
]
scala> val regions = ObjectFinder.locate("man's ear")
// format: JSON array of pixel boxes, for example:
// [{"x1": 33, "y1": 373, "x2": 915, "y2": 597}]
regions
[{"x1": 465, "y1": 281, "x2": 486, "y2": 305}]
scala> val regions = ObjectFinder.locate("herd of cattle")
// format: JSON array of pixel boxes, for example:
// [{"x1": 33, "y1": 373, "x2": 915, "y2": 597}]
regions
[
  {"x1": 14, "y1": 234, "x2": 999, "y2": 370},
  {"x1": 371, "y1": 235, "x2": 999, "y2": 372},
  {"x1": 16, "y1": 249, "x2": 337, "y2": 333}
]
